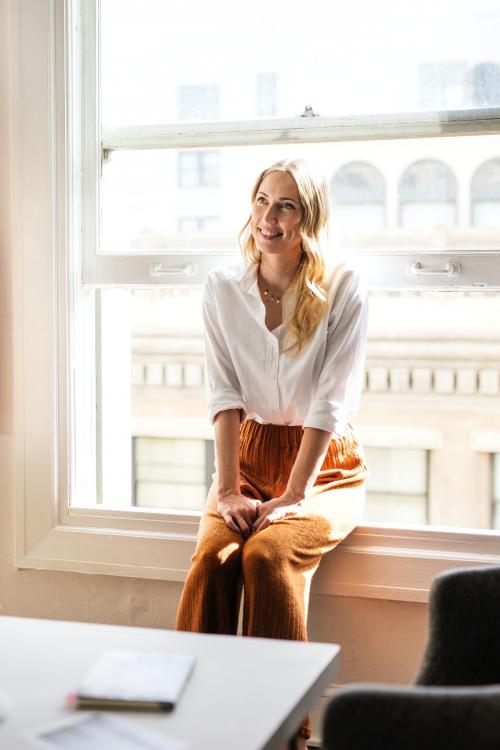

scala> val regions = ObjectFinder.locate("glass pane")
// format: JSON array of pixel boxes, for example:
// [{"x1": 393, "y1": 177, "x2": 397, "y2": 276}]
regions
[
  {"x1": 364, "y1": 493, "x2": 428, "y2": 525},
  {"x1": 364, "y1": 447, "x2": 427, "y2": 494},
  {"x1": 134, "y1": 437, "x2": 207, "y2": 510},
  {"x1": 100, "y1": 135, "x2": 500, "y2": 253},
  {"x1": 363, "y1": 447, "x2": 428, "y2": 524},
  {"x1": 363, "y1": 289, "x2": 500, "y2": 529},
  {"x1": 72, "y1": 286, "x2": 500, "y2": 533},
  {"x1": 101, "y1": 0, "x2": 500, "y2": 126}
]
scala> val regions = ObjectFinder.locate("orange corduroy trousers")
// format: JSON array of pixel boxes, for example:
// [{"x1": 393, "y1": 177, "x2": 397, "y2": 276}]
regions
[{"x1": 175, "y1": 419, "x2": 367, "y2": 738}]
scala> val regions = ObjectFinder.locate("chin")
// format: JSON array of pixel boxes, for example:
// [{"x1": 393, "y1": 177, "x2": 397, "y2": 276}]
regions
[{"x1": 257, "y1": 245, "x2": 283, "y2": 256}]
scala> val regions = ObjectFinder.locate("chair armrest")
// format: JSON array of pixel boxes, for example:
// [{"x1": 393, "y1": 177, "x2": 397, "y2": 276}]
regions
[{"x1": 322, "y1": 684, "x2": 500, "y2": 750}]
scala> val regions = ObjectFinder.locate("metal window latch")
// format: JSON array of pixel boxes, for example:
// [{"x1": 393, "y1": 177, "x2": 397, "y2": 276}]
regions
[
  {"x1": 149, "y1": 262, "x2": 198, "y2": 277},
  {"x1": 298, "y1": 105, "x2": 320, "y2": 117},
  {"x1": 406, "y1": 261, "x2": 462, "y2": 276}
]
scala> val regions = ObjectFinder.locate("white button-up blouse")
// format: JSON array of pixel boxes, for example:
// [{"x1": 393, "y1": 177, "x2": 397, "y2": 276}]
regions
[{"x1": 202, "y1": 260, "x2": 369, "y2": 436}]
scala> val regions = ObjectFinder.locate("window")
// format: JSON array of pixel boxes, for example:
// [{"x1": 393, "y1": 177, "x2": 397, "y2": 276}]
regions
[
  {"x1": 418, "y1": 62, "x2": 468, "y2": 109},
  {"x1": 471, "y1": 157, "x2": 500, "y2": 227},
  {"x1": 178, "y1": 84, "x2": 219, "y2": 122},
  {"x1": 469, "y1": 62, "x2": 500, "y2": 106},
  {"x1": 330, "y1": 162, "x2": 386, "y2": 230},
  {"x1": 133, "y1": 437, "x2": 214, "y2": 509},
  {"x1": 178, "y1": 150, "x2": 220, "y2": 188},
  {"x1": 399, "y1": 159, "x2": 457, "y2": 229},
  {"x1": 256, "y1": 73, "x2": 278, "y2": 117},
  {"x1": 418, "y1": 61, "x2": 500, "y2": 110},
  {"x1": 86, "y1": 0, "x2": 500, "y2": 523},
  {"x1": 13, "y1": 0, "x2": 500, "y2": 593},
  {"x1": 364, "y1": 447, "x2": 428, "y2": 525}
]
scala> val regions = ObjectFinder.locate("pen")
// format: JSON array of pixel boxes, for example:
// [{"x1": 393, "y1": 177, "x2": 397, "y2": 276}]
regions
[{"x1": 65, "y1": 692, "x2": 173, "y2": 711}]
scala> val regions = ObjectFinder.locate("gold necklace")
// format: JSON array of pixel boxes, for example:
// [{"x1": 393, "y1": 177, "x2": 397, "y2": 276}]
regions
[
  {"x1": 258, "y1": 251, "x2": 304, "y2": 306},
  {"x1": 262, "y1": 287, "x2": 281, "y2": 305},
  {"x1": 258, "y1": 265, "x2": 296, "y2": 306}
]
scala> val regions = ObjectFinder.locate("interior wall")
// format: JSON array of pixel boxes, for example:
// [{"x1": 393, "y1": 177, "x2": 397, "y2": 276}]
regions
[
  {"x1": 0, "y1": 0, "x2": 12, "y2": 440},
  {"x1": 309, "y1": 593, "x2": 427, "y2": 684},
  {"x1": 0, "y1": 0, "x2": 13, "y2": 619},
  {"x1": 0, "y1": 0, "x2": 427, "y2": 693}
]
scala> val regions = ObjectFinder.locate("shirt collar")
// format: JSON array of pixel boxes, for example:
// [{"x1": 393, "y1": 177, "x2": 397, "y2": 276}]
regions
[
  {"x1": 235, "y1": 261, "x2": 295, "y2": 324},
  {"x1": 236, "y1": 262, "x2": 260, "y2": 298}
]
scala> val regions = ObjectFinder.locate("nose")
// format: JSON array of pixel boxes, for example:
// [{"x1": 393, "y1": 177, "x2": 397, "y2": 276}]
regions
[{"x1": 262, "y1": 204, "x2": 278, "y2": 224}]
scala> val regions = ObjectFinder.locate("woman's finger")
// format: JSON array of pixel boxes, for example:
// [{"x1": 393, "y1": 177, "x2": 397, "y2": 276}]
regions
[
  {"x1": 253, "y1": 511, "x2": 271, "y2": 532},
  {"x1": 223, "y1": 515, "x2": 241, "y2": 535},
  {"x1": 225, "y1": 511, "x2": 249, "y2": 537},
  {"x1": 234, "y1": 515, "x2": 250, "y2": 538}
]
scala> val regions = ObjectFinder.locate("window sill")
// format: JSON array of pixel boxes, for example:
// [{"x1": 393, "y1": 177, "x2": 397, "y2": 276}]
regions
[{"x1": 16, "y1": 503, "x2": 500, "y2": 602}]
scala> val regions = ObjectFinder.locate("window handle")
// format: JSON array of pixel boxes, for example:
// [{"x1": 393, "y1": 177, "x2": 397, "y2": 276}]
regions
[
  {"x1": 407, "y1": 261, "x2": 461, "y2": 276},
  {"x1": 149, "y1": 262, "x2": 198, "y2": 277},
  {"x1": 297, "y1": 105, "x2": 320, "y2": 117}
]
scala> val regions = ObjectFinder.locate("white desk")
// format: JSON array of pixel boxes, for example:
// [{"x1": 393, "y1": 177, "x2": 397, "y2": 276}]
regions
[{"x1": 0, "y1": 616, "x2": 340, "y2": 750}]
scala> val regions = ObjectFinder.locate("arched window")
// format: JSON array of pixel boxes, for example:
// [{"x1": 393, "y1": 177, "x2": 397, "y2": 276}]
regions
[
  {"x1": 471, "y1": 157, "x2": 500, "y2": 227},
  {"x1": 330, "y1": 161, "x2": 386, "y2": 230},
  {"x1": 399, "y1": 159, "x2": 457, "y2": 228},
  {"x1": 469, "y1": 62, "x2": 500, "y2": 107}
]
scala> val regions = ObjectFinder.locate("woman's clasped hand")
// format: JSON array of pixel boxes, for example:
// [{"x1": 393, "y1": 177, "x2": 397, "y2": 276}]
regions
[
  {"x1": 217, "y1": 490, "x2": 304, "y2": 537},
  {"x1": 216, "y1": 492, "x2": 261, "y2": 537}
]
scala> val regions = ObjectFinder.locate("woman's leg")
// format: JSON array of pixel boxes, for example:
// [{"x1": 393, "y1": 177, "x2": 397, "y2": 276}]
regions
[
  {"x1": 241, "y1": 483, "x2": 365, "y2": 640},
  {"x1": 242, "y1": 483, "x2": 365, "y2": 741},
  {"x1": 176, "y1": 480, "x2": 246, "y2": 635}
]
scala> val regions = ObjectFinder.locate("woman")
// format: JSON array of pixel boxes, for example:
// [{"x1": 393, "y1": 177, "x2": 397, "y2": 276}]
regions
[{"x1": 176, "y1": 158, "x2": 369, "y2": 745}]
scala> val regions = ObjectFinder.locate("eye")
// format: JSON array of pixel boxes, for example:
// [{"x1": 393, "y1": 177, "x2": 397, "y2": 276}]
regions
[
  {"x1": 256, "y1": 196, "x2": 266, "y2": 204},
  {"x1": 281, "y1": 202, "x2": 295, "y2": 210}
]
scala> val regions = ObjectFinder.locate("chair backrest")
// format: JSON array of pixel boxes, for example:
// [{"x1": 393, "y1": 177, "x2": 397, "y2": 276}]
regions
[{"x1": 414, "y1": 564, "x2": 500, "y2": 686}]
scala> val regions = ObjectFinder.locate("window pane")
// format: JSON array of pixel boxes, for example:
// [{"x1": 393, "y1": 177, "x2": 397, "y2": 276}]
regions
[
  {"x1": 363, "y1": 289, "x2": 500, "y2": 529},
  {"x1": 471, "y1": 158, "x2": 500, "y2": 227},
  {"x1": 363, "y1": 447, "x2": 428, "y2": 524},
  {"x1": 100, "y1": 135, "x2": 500, "y2": 254},
  {"x1": 101, "y1": 0, "x2": 500, "y2": 126},
  {"x1": 72, "y1": 287, "x2": 500, "y2": 533},
  {"x1": 134, "y1": 437, "x2": 208, "y2": 510}
]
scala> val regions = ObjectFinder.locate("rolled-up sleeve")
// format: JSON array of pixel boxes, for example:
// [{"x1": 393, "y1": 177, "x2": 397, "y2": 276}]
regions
[
  {"x1": 303, "y1": 270, "x2": 368, "y2": 435},
  {"x1": 202, "y1": 275, "x2": 247, "y2": 424}
]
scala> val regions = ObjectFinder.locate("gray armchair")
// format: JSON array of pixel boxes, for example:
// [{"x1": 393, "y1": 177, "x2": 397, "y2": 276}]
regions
[{"x1": 322, "y1": 565, "x2": 500, "y2": 749}]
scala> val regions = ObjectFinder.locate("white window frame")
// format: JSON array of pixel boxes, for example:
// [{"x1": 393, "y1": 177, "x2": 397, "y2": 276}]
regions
[
  {"x1": 80, "y1": 0, "x2": 500, "y2": 289},
  {"x1": 11, "y1": 0, "x2": 500, "y2": 603}
]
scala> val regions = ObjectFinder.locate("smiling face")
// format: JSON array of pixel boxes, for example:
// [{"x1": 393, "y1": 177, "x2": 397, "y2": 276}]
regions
[{"x1": 250, "y1": 170, "x2": 304, "y2": 262}]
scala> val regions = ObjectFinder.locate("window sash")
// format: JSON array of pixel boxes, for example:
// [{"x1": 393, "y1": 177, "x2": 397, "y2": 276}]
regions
[
  {"x1": 76, "y1": 2, "x2": 500, "y2": 288},
  {"x1": 91, "y1": 109, "x2": 500, "y2": 288},
  {"x1": 84, "y1": 250, "x2": 500, "y2": 289},
  {"x1": 101, "y1": 109, "x2": 500, "y2": 152}
]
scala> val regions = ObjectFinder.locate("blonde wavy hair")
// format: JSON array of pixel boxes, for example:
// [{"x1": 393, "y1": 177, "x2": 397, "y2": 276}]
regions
[{"x1": 239, "y1": 158, "x2": 330, "y2": 356}]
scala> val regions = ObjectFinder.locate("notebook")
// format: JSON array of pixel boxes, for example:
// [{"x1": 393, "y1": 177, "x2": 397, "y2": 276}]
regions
[{"x1": 71, "y1": 650, "x2": 196, "y2": 711}]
